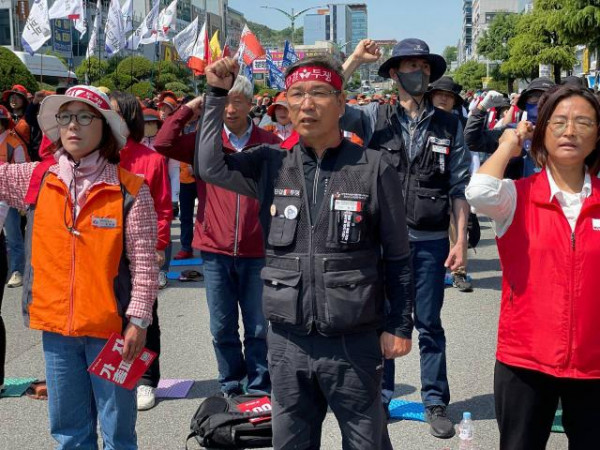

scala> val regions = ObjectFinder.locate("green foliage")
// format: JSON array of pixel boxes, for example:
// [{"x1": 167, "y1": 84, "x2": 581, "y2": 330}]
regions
[
  {"x1": 38, "y1": 82, "x2": 56, "y2": 91},
  {"x1": 164, "y1": 81, "x2": 192, "y2": 97},
  {"x1": 130, "y1": 81, "x2": 155, "y2": 99},
  {"x1": 106, "y1": 55, "x2": 126, "y2": 74},
  {"x1": 112, "y1": 72, "x2": 135, "y2": 90},
  {"x1": 0, "y1": 47, "x2": 39, "y2": 94},
  {"x1": 442, "y1": 46, "x2": 458, "y2": 63},
  {"x1": 346, "y1": 72, "x2": 361, "y2": 91},
  {"x1": 257, "y1": 88, "x2": 279, "y2": 97},
  {"x1": 93, "y1": 76, "x2": 117, "y2": 92},
  {"x1": 477, "y1": 13, "x2": 519, "y2": 64},
  {"x1": 452, "y1": 61, "x2": 487, "y2": 91},
  {"x1": 75, "y1": 57, "x2": 109, "y2": 84},
  {"x1": 116, "y1": 56, "x2": 153, "y2": 80},
  {"x1": 155, "y1": 73, "x2": 179, "y2": 90},
  {"x1": 247, "y1": 20, "x2": 303, "y2": 48}
]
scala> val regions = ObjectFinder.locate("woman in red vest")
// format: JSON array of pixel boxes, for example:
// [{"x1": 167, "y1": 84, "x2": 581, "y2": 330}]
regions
[
  {"x1": 0, "y1": 86, "x2": 158, "y2": 449},
  {"x1": 466, "y1": 85, "x2": 600, "y2": 449}
]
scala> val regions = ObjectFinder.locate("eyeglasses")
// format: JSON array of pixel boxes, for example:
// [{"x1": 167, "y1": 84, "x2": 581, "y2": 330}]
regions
[
  {"x1": 547, "y1": 117, "x2": 597, "y2": 137},
  {"x1": 55, "y1": 112, "x2": 101, "y2": 127},
  {"x1": 286, "y1": 89, "x2": 341, "y2": 107}
]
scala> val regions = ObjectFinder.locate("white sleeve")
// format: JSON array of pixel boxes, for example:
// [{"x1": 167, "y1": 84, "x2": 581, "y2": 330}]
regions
[
  {"x1": 168, "y1": 158, "x2": 180, "y2": 202},
  {"x1": 465, "y1": 173, "x2": 517, "y2": 238}
]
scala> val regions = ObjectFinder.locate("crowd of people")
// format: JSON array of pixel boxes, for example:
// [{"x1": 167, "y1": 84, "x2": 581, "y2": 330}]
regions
[{"x1": 0, "y1": 34, "x2": 598, "y2": 450}]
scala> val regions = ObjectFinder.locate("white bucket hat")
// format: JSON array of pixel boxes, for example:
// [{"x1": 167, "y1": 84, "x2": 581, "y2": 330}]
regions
[{"x1": 38, "y1": 85, "x2": 128, "y2": 148}]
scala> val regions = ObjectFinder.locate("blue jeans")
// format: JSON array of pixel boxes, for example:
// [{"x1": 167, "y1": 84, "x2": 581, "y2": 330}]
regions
[
  {"x1": 42, "y1": 332, "x2": 137, "y2": 450},
  {"x1": 4, "y1": 208, "x2": 24, "y2": 274},
  {"x1": 179, "y1": 182, "x2": 197, "y2": 253},
  {"x1": 411, "y1": 238, "x2": 450, "y2": 407},
  {"x1": 201, "y1": 251, "x2": 270, "y2": 395}
]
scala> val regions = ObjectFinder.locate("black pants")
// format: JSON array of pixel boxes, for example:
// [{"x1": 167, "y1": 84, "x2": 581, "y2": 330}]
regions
[
  {"x1": 139, "y1": 299, "x2": 160, "y2": 387},
  {"x1": 494, "y1": 360, "x2": 600, "y2": 450},
  {"x1": 0, "y1": 233, "x2": 7, "y2": 386},
  {"x1": 268, "y1": 327, "x2": 392, "y2": 450}
]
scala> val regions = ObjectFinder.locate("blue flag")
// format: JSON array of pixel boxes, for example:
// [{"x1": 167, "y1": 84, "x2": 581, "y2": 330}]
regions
[
  {"x1": 267, "y1": 50, "x2": 285, "y2": 90},
  {"x1": 282, "y1": 40, "x2": 299, "y2": 68}
]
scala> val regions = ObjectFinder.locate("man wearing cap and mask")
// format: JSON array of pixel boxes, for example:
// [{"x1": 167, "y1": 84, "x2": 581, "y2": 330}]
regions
[
  {"x1": 341, "y1": 38, "x2": 471, "y2": 439},
  {"x1": 196, "y1": 54, "x2": 414, "y2": 449}
]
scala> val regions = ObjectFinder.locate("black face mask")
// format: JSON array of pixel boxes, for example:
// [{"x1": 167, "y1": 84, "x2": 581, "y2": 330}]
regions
[{"x1": 396, "y1": 70, "x2": 430, "y2": 97}]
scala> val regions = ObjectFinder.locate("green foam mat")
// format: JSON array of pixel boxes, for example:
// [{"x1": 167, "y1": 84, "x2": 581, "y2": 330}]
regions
[{"x1": 0, "y1": 377, "x2": 38, "y2": 397}]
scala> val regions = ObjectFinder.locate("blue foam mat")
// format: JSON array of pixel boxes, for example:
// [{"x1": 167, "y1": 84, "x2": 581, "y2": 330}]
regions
[
  {"x1": 169, "y1": 258, "x2": 203, "y2": 267},
  {"x1": 388, "y1": 399, "x2": 426, "y2": 422}
]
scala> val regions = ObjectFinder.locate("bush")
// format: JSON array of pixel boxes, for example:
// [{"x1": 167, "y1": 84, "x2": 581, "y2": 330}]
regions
[
  {"x1": 155, "y1": 73, "x2": 178, "y2": 91},
  {"x1": 113, "y1": 72, "x2": 135, "y2": 90},
  {"x1": 0, "y1": 47, "x2": 39, "y2": 94},
  {"x1": 94, "y1": 76, "x2": 117, "y2": 92},
  {"x1": 130, "y1": 81, "x2": 154, "y2": 99},
  {"x1": 116, "y1": 56, "x2": 153, "y2": 80},
  {"x1": 75, "y1": 57, "x2": 109, "y2": 84},
  {"x1": 164, "y1": 81, "x2": 192, "y2": 97}
]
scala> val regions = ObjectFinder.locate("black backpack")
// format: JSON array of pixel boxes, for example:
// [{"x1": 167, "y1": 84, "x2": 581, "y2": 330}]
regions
[{"x1": 186, "y1": 394, "x2": 273, "y2": 449}]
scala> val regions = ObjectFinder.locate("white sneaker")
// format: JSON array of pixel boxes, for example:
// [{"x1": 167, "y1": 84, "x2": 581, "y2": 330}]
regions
[
  {"x1": 7, "y1": 271, "x2": 23, "y2": 288},
  {"x1": 137, "y1": 385, "x2": 156, "y2": 411},
  {"x1": 158, "y1": 271, "x2": 168, "y2": 290}
]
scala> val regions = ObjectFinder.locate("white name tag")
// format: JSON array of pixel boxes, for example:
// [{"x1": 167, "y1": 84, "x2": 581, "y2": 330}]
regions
[
  {"x1": 593, "y1": 218, "x2": 600, "y2": 231},
  {"x1": 334, "y1": 199, "x2": 362, "y2": 212},
  {"x1": 92, "y1": 216, "x2": 118, "y2": 229},
  {"x1": 432, "y1": 144, "x2": 449, "y2": 155}
]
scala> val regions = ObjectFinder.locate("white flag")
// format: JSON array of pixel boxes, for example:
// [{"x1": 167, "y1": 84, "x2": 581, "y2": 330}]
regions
[
  {"x1": 48, "y1": 0, "x2": 83, "y2": 20},
  {"x1": 104, "y1": 0, "x2": 126, "y2": 57},
  {"x1": 86, "y1": 0, "x2": 101, "y2": 58},
  {"x1": 121, "y1": 0, "x2": 134, "y2": 34},
  {"x1": 127, "y1": 0, "x2": 160, "y2": 50},
  {"x1": 172, "y1": 16, "x2": 197, "y2": 63},
  {"x1": 21, "y1": 0, "x2": 52, "y2": 55},
  {"x1": 74, "y1": 0, "x2": 87, "y2": 38},
  {"x1": 158, "y1": 0, "x2": 177, "y2": 33}
]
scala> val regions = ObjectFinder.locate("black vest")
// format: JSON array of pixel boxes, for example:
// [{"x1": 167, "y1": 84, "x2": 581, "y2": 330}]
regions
[
  {"x1": 259, "y1": 141, "x2": 384, "y2": 336},
  {"x1": 369, "y1": 104, "x2": 459, "y2": 231}
]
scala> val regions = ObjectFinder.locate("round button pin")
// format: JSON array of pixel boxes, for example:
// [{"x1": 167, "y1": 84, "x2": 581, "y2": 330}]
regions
[
  {"x1": 284, "y1": 205, "x2": 298, "y2": 220},
  {"x1": 270, "y1": 204, "x2": 277, "y2": 216}
]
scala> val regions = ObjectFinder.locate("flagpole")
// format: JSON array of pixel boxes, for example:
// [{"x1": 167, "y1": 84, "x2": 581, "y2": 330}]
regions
[
  {"x1": 129, "y1": 2, "x2": 134, "y2": 94},
  {"x1": 69, "y1": 19, "x2": 75, "y2": 86}
]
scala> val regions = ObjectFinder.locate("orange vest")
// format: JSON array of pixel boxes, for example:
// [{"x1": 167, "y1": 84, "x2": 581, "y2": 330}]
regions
[
  {"x1": 13, "y1": 117, "x2": 30, "y2": 145},
  {"x1": 0, "y1": 131, "x2": 30, "y2": 163},
  {"x1": 23, "y1": 167, "x2": 143, "y2": 339}
]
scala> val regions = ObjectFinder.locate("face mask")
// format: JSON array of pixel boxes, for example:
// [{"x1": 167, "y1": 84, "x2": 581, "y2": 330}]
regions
[
  {"x1": 396, "y1": 70, "x2": 430, "y2": 97},
  {"x1": 525, "y1": 103, "x2": 538, "y2": 124}
]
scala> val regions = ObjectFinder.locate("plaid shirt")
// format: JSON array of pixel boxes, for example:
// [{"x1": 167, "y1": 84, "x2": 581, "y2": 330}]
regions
[{"x1": 0, "y1": 160, "x2": 158, "y2": 323}]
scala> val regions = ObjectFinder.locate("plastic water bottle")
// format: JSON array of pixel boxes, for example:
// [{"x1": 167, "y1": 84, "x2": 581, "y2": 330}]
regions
[{"x1": 458, "y1": 412, "x2": 474, "y2": 449}]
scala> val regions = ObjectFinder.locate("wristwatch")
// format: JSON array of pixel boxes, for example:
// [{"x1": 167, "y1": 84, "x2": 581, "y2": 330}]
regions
[{"x1": 129, "y1": 317, "x2": 150, "y2": 329}]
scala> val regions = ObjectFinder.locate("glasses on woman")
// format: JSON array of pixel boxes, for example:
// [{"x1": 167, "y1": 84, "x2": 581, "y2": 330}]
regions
[
  {"x1": 286, "y1": 89, "x2": 341, "y2": 107},
  {"x1": 547, "y1": 117, "x2": 597, "y2": 137},
  {"x1": 55, "y1": 112, "x2": 100, "y2": 127}
]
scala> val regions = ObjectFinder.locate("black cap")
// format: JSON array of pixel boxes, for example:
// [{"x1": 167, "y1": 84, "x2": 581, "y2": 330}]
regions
[
  {"x1": 517, "y1": 77, "x2": 555, "y2": 109},
  {"x1": 560, "y1": 76, "x2": 586, "y2": 88},
  {"x1": 427, "y1": 76, "x2": 463, "y2": 105},
  {"x1": 378, "y1": 38, "x2": 447, "y2": 82}
]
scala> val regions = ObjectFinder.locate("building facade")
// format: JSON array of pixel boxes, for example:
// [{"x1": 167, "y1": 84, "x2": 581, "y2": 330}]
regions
[{"x1": 471, "y1": 0, "x2": 520, "y2": 59}]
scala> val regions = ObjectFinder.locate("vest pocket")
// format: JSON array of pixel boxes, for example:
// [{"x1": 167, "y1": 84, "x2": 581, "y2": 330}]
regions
[
  {"x1": 261, "y1": 266, "x2": 302, "y2": 326},
  {"x1": 411, "y1": 187, "x2": 450, "y2": 231},
  {"x1": 323, "y1": 266, "x2": 380, "y2": 331},
  {"x1": 267, "y1": 197, "x2": 302, "y2": 247}
]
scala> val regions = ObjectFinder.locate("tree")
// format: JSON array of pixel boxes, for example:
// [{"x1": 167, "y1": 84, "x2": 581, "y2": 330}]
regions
[
  {"x1": 164, "y1": 81, "x2": 192, "y2": 97},
  {"x1": 552, "y1": 0, "x2": 600, "y2": 72},
  {"x1": 0, "y1": 47, "x2": 39, "y2": 93},
  {"x1": 442, "y1": 46, "x2": 458, "y2": 63},
  {"x1": 452, "y1": 61, "x2": 487, "y2": 91},
  {"x1": 504, "y1": 1, "x2": 577, "y2": 83},
  {"x1": 116, "y1": 56, "x2": 153, "y2": 80},
  {"x1": 477, "y1": 13, "x2": 520, "y2": 91},
  {"x1": 75, "y1": 57, "x2": 109, "y2": 84},
  {"x1": 130, "y1": 81, "x2": 154, "y2": 99}
]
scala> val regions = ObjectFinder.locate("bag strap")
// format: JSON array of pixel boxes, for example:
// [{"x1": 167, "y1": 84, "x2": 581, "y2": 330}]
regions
[{"x1": 24, "y1": 159, "x2": 55, "y2": 206}]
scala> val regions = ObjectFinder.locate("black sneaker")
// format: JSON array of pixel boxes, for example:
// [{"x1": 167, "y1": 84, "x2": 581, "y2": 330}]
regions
[
  {"x1": 425, "y1": 405, "x2": 455, "y2": 439},
  {"x1": 452, "y1": 273, "x2": 473, "y2": 292}
]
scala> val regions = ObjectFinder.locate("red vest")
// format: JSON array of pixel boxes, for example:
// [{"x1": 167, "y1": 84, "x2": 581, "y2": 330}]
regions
[{"x1": 496, "y1": 170, "x2": 600, "y2": 379}]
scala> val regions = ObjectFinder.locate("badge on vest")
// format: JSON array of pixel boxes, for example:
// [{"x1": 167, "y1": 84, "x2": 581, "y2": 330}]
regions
[
  {"x1": 330, "y1": 193, "x2": 368, "y2": 244},
  {"x1": 593, "y1": 218, "x2": 600, "y2": 231},
  {"x1": 274, "y1": 188, "x2": 301, "y2": 197},
  {"x1": 92, "y1": 216, "x2": 118, "y2": 229},
  {"x1": 428, "y1": 137, "x2": 450, "y2": 155}
]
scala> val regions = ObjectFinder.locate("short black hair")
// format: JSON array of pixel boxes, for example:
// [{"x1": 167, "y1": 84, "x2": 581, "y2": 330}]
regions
[
  {"x1": 284, "y1": 55, "x2": 345, "y2": 87},
  {"x1": 110, "y1": 91, "x2": 145, "y2": 142}
]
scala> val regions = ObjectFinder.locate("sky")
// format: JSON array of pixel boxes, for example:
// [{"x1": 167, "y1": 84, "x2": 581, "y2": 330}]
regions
[{"x1": 227, "y1": 0, "x2": 463, "y2": 54}]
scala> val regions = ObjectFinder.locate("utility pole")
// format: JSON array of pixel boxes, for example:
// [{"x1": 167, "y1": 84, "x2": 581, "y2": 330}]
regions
[{"x1": 260, "y1": 5, "x2": 324, "y2": 45}]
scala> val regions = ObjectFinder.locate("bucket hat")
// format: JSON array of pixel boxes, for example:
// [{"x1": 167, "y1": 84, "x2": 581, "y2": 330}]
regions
[
  {"x1": 427, "y1": 76, "x2": 463, "y2": 105},
  {"x1": 517, "y1": 77, "x2": 555, "y2": 109},
  {"x1": 378, "y1": 38, "x2": 446, "y2": 81}
]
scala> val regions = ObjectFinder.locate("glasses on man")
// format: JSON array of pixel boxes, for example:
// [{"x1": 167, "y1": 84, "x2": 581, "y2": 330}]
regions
[
  {"x1": 55, "y1": 112, "x2": 100, "y2": 127},
  {"x1": 547, "y1": 117, "x2": 598, "y2": 137},
  {"x1": 286, "y1": 89, "x2": 341, "y2": 107}
]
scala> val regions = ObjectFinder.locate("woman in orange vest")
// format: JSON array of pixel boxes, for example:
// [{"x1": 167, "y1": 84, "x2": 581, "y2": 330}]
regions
[
  {"x1": 0, "y1": 86, "x2": 158, "y2": 449},
  {"x1": 261, "y1": 92, "x2": 299, "y2": 148},
  {"x1": 467, "y1": 85, "x2": 600, "y2": 449}
]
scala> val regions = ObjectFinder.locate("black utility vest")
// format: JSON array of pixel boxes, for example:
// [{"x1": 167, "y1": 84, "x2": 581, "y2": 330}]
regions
[
  {"x1": 260, "y1": 142, "x2": 384, "y2": 336},
  {"x1": 369, "y1": 105, "x2": 459, "y2": 232}
]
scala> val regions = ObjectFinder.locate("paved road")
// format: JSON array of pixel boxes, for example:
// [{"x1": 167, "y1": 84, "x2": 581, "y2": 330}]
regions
[{"x1": 0, "y1": 218, "x2": 568, "y2": 449}]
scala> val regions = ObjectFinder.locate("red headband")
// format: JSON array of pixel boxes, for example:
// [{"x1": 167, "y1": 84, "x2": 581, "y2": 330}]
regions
[{"x1": 285, "y1": 66, "x2": 344, "y2": 91}]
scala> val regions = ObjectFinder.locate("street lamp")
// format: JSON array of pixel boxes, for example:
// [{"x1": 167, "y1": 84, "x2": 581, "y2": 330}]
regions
[{"x1": 260, "y1": 5, "x2": 325, "y2": 45}]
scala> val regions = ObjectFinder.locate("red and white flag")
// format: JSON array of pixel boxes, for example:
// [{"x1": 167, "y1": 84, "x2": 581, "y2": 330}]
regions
[
  {"x1": 237, "y1": 25, "x2": 265, "y2": 66},
  {"x1": 188, "y1": 20, "x2": 209, "y2": 75},
  {"x1": 48, "y1": 0, "x2": 83, "y2": 20}
]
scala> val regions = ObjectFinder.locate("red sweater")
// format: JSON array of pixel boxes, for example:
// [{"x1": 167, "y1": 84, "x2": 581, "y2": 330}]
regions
[
  {"x1": 119, "y1": 138, "x2": 172, "y2": 251},
  {"x1": 496, "y1": 170, "x2": 600, "y2": 379},
  {"x1": 153, "y1": 105, "x2": 281, "y2": 257}
]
